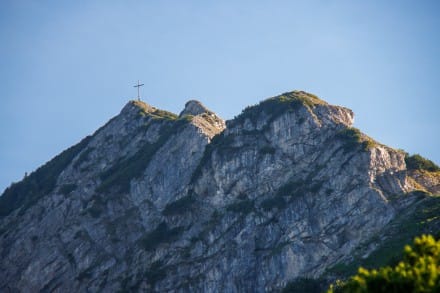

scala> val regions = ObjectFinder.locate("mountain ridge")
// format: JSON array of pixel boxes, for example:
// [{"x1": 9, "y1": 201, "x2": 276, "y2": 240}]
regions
[{"x1": 0, "y1": 90, "x2": 439, "y2": 292}]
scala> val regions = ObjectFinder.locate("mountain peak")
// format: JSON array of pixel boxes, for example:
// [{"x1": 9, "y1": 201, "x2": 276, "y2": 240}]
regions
[
  {"x1": 179, "y1": 100, "x2": 212, "y2": 117},
  {"x1": 228, "y1": 90, "x2": 353, "y2": 129},
  {"x1": 0, "y1": 91, "x2": 438, "y2": 292},
  {"x1": 121, "y1": 100, "x2": 155, "y2": 116}
]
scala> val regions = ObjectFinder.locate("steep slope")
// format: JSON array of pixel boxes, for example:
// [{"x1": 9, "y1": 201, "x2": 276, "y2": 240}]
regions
[
  {"x1": 0, "y1": 91, "x2": 438, "y2": 292},
  {"x1": 0, "y1": 100, "x2": 225, "y2": 292}
]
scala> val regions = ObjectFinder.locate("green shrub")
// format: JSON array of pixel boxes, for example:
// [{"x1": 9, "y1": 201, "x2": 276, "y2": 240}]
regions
[
  {"x1": 59, "y1": 184, "x2": 77, "y2": 195},
  {"x1": 192, "y1": 93, "x2": 322, "y2": 183},
  {"x1": 191, "y1": 92, "x2": 322, "y2": 184},
  {"x1": 87, "y1": 202, "x2": 104, "y2": 218},
  {"x1": 211, "y1": 132, "x2": 236, "y2": 148},
  {"x1": 76, "y1": 269, "x2": 93, "y2": 281},
  {"x1": 276, "y1": 179, "x2": 305, "y2": 197},
  {"x1": 231, "y1": 91, "x2": 323, "y2": 127},
  {"x1": 73, "y1": 147, "x2": 94, "y2": 169},
  {"x1": 140, "y1": 222, "x2": 184, "y2": 251},
  {"x1": 336, "y1": 127, "x2": 373, "y2": 153},
  {"x1": 162, "y1": 195, "x2": 196, "y2": 216},
  {"x1": 328, "y1": 235, "x2": 440, "y2": 292},
  {"x1": 145, "y1": 261, "x2": 166, "y2": 286},
  {"x1": 208, "y1": 209, "x2": 223, "y2": 225},
  {"x1": 226, "y1": 199, "x2": 254, "y2": 214},
  {"x1": 190, "y1": 131, "x2": 233, "y2": 183},
  {"x1": 260, "y1": 196, "x2": 286, "y2": 211},
  {"x1": 97, "y1": 119, "x2": 189, "y2": 193},
  {"x1": 282, "y1": 278, "x2": 324, "y2": 293},
  {"x1": 259, "y1": 146, "x2": 276, "y2": 155},
  {"x1": 405, "y1": 154, "x2": 440, "y2": 172},
  {"x1": 179, "y1": 114, "x2": 194, "y2": 122},
  {"x1": 310, "y1": 181, "x2": 324, "y2": 193},
  {"x1": 151, "y1": 109, "x2": 178, "y2": 120},
  {"x1": 274, "y1": 178, "x2": 326, "y2": 200},
  {"x1": 327, "y1": 262, "x2": 360, "y2": 277},
  {"x1": 0, "y1": 136, "x2": 91, "y2": 217}
]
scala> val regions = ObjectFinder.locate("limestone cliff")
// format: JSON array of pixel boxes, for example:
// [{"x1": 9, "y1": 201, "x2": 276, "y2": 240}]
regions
[{"x1": 0, "y1": 91, "x2": 439, "y2": 292}]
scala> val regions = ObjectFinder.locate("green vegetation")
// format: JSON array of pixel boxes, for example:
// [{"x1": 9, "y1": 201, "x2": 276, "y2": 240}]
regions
[
  {"x1": 326, "y1": 196, "x2": 440, "y2": 278},
  {"x1": 328, "y1": 262, "x2": 360, "y2": 277},
  {"x1": 361, "y1": 196, "x2": 440, "y2": 268},
  {"x1": 179, "y1": 114, "x2": 194, "y2": 122},
  {"x1": 76, "y1": 269, "x2": 93, "y2": 281},
  {"x1": 97, "y1": 119, "x2": 189, "y2": 193},
  {"x1": 226, "y1": 199, "x2": 254, "y2": 214},
  {"x1": 231, "y1": 91, "x2": 325, "y2": 127},
  {"x1": 310, "y1": 181, "x2": 324, "y2": 193},
  {"x1": 405, "y1": 154, "x2": 440, "y2": 172},
  {"x1": 0, "y1": 136, "x2": 92, "y2": 217},
  {"x1": 285, "y1": 202, "x2": 440, "y2": 292},
  {"x1": 282, "y1": 278, "x2": 324, "y2": 293},
  {"x1": 140, "y1": 222, "x2": 184, "y2": 251},
  {"x1": 150, "y1": 109, "x2": 178, "y2": 120},
  {"x1": 162, "y1": 195, "x2": 196, "y2": 216},
  {"x1": 259, "y1": 146, "x2": 276, "y2": 155},
  {"x1": 260, "y1": 196, "x2": 286, "y2": 211},
  {"x1": 106, "y1": 222, "x2": 119, "y2": 243},
  {"x1": 87, "y1": 200, "x2": 104, "y2": 218},
  {"x1": 336, "y1": 127, "x2": 374, "y2": 153},
  {"x1": 210, "y1": 131, "x2": 236, "y2": 148},
  {"x1": 73, "y1": 147, "x2": 95, "y2": 169},
  {"x1": 276, "y1": 179, "x2": 305, "y2": 198},
  {"x1": 131, "y1": 100, "x2": 151, "y2": 114},
  {"x1": 133, "y1": 100, "x2": 178, "y2": 120},
  {"x1": 199, "y1": 112, "x2": 218, "y2": 125},
  {"x1": 328, "y1": 235, "x2": 440, "y2": 292},
  {"x1": 191, "y1": 92, "x2": 324, "y2": 184},
  {"x1": 190, "y1": 131, "x2": 234, "y2": 183},
  {"x1": 59, "y1": 184, "x2": 77, "y2": 196},
  {"x1": 208, "y1": 209, "x2": 223, "y2": 225},
  {"x1": 145, "y1": 261, "x2": 167, "y2": 286},
  {"x1": 267, "y1": 172, "x2": 357, "y2": 214}
]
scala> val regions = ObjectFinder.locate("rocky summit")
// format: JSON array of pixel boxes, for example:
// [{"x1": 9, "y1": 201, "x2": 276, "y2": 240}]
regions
[{"x1": 0, "y1": 91, "x2": 439, "y2": 292}]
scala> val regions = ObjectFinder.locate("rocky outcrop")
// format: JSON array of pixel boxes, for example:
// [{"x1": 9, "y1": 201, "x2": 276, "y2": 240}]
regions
[
  {"x1": 0, "y1": 91, "x2": 438, "y2": 292},
  {"x1": 179, "y1": 100, "x2": 212, "y2": 117}
]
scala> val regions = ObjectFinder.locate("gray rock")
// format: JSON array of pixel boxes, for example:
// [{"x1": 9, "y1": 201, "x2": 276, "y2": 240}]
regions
[
  {"x1": 0, "y1": 91, "x2": 438, "y2": 292},
  {"x1": 179, "y1": 100, "x2": 211, "y2": 117}
]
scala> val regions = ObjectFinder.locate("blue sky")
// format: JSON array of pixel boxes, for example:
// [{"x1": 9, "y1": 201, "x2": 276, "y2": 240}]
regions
[{"x1": 1, "y1": 0, "x2": 439, "y2": 192}]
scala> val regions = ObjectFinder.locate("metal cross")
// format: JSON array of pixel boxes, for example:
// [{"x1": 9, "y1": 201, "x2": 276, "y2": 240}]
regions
[{"x1": 134, "y1": 80, "x2": 144, "y2": 101}]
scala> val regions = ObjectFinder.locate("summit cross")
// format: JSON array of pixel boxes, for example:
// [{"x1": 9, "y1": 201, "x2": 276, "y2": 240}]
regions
[{"x1": 133, "y1": 80, "x2": 144, "y2": 101}]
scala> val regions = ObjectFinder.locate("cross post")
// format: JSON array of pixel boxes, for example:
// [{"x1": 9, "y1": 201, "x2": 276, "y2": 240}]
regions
[{"x1": 134, "y1": 80, "x2": 145, "y2": 101}]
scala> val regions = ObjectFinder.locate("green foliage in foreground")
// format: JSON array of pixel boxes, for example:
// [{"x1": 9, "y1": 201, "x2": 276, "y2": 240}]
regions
[
  {"x1": 328, "y1": 235, "x2": 440, "y2": 293},
  {"x1": 405, "y1": 154, "x2": 440, "y2": 172}
]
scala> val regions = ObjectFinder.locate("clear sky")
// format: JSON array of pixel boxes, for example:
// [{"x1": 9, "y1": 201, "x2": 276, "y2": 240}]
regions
[{"x1": 1, "y1": 0, "x2": 439, "y2": 193}]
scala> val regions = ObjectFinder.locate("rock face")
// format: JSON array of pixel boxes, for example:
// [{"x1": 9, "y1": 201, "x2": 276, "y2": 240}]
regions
[{"x1": 0, "y1": 91, "x2": 439, "y2": 292}]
